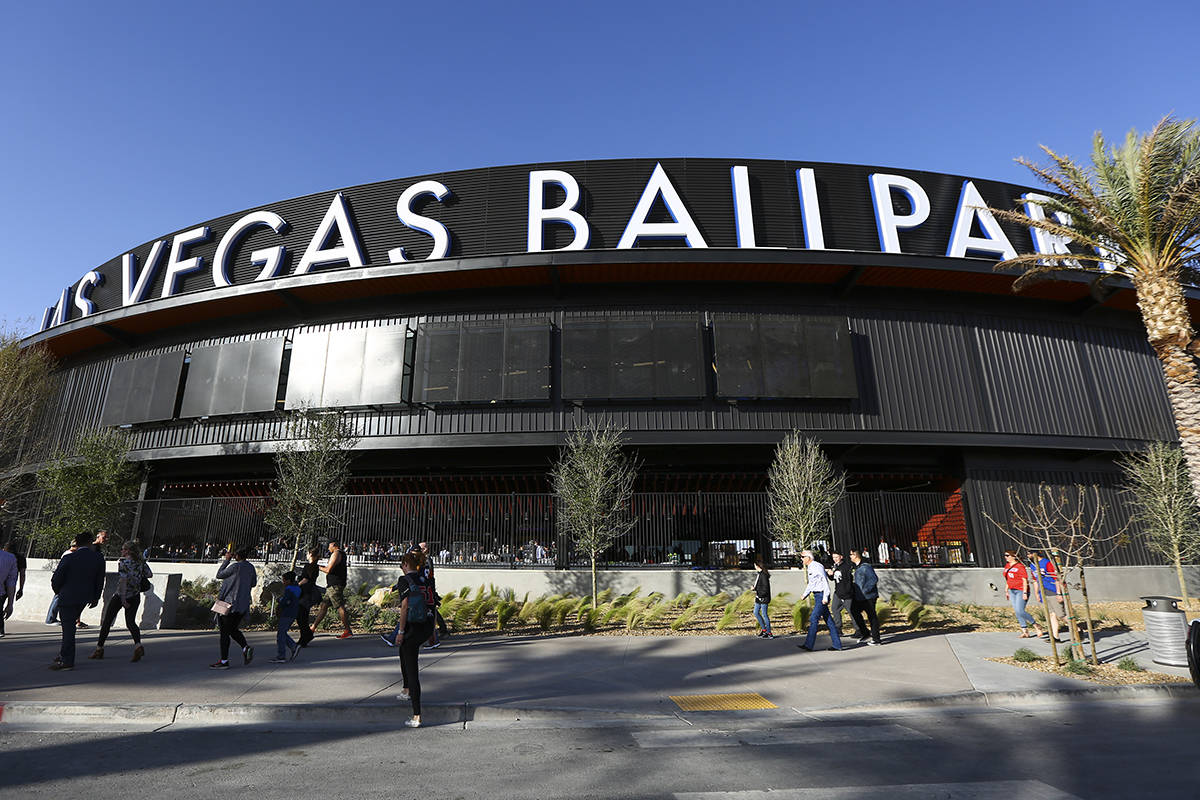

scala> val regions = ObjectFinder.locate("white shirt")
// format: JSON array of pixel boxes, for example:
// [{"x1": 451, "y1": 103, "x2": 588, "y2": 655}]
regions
[
  {"x1": 877, "y1": 541, "x2": 890, "y2": 564},
  {"x1": 802, "y1": 559, "x2": 830, "y2": 599}
]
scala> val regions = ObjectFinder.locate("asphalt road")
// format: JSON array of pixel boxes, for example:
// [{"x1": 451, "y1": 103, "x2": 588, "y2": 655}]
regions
[{"x1": 2, "y1": 700, "x2": 1195, "y2": 799}]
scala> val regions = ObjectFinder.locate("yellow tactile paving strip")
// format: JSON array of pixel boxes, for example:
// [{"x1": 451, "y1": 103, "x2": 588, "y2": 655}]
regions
[{"x1": 669, "y1": 692, "x2": 777, "y2": 711}]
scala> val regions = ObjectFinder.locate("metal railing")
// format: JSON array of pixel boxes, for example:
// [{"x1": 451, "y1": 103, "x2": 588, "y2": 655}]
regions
[{"x1": 32, "y1": 490, "x2": 974, "y2": 568}]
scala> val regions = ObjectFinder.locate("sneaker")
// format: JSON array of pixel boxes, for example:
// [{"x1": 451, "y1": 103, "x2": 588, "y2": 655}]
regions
[
  {"x1": 131, "y1": 645, "x2": 144, "y2": 662},
  {"x1": 89, "y1": 646, "x2": 104, "y2": 660},
  {"x1": 243, "y1": 646, "x2": 254, "y2": 665},
  {"x1": 397, "y1": 688, "x2": 410, "y2": 700},
  {"x1": 337, "y1": 630, "x2": 353, "y2": 640},
  {"x1": 380, "y1": 634, "x2": 396, "y2": 647},
  {"x1": 404, "y1": 717, "x2": 421, "y2": 728},
  {"x1": 868, "y1": 640, "x2": 882, "y2": 646},
  {"x1": 268, "y1": 657, "x2": 288, "y2": 663},
  {"x1": 797, "y1": 644, "x2": 814, "y2": 652},
  {"x1": 827, "y1": 646, "x2": 842, "y2": 651},
  {"x1": 764, "y1": 632, "x2": 775, "y2": 639},
  {"x1": 75, "y1": 621, "x2": 89, "y2": 629},
  {"x1": 422, "y1": 641, "x2": 440, "y2": 650},
  {"x1": 209, "y1": 661, "x2": 230, "y2": 670}
]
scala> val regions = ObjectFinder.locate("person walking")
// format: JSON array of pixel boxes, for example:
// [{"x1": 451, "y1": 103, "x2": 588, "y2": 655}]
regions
[
  {"x1": 1026, "y1": 549, "x2": 1065, "y2": 642},
  {"x1": 848, "y1": 548, "x2": 883, "y2": 645},
  {"x1": 89, "y1": 540, "x2": 152, "y2": 662},
  {"x1": 395, "y1": 551, "x2": 435, "y2": 728},
  {"x1": 751, "y1": 557, "x2": 773, "y2": 638},
  {"x1": 827, "y1": 550, "x2": 862, "y2": 639},
  {"x1": 310, "y1": 539, "x2": 352, "y2": 639},
  {"x1": 270, "y1": 571, "x2": 302, "y2": 663},
  {"x1": 210, "y1": 548, "x2": 257, "y2": 669},
  {"x1": 417, "y1": 542, "x2": 447, "y2": 648},
  {"x1": 49, "y1": 532, "x2": 106, "y2": 670},
  {"x1": 295, "y1": 547, "x2": 321, "y2": 648},
  {"x1": 797, "y1": 549, "x2": 843, "y2": 652},
  {"x1": 1003, "y1": 550, "x2": 1044, "y2": 639},
  {"x1": 0, "y1": 542, "x2": 19, "y2": 637}
]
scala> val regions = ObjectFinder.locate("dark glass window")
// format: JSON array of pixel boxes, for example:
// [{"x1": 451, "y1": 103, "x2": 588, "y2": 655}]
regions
[
  {"x1": 181, "y1": 338, "x2": 285, "y2": 417},
  {"x1": 713, "y1": 314, "x2": 856, "y2": 399},
  {"x1": 284, "y1": 327, "x2": 408, "y2": 409},
  {"x1": 414, "y1": 319, "x2": 550, "y2": 403},
  {"x1": 562, "y1": 314, "x2": 702, "y2": 399},
  {"x1": 100, "y1": 351, "x2": 185, "y2": 425}
]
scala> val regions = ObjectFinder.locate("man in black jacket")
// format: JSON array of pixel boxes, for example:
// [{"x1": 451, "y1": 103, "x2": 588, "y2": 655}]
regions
[
  {"x1": 849, "y1": 548, "x2": 882, "y2": 646},
  {"x1": 828, "y1": 550, "x2": 864, "y2": 640},
  {"x1": 50, "y1": 532, "x2": 106, "y2": 670}
]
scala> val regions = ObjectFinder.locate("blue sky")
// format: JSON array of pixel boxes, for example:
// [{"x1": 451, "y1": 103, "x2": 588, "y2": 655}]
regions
[{"x1": 3, "y1": 0, "x2": 1197, "y2": 332}]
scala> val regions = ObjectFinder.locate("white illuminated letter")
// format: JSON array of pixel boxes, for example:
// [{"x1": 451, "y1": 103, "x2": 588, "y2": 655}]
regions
[
  {"x1": 296, "y1": 192, "x2": 367, "y2": 274},
  {"x1": 161, "y1": 226, "x2": 212, "y2": 297},
  {"x1": 73, "y1": 270, "x2": 104, "y2": 316},
  {"x1": 388, "y1": 180, "x2": 452, "y2": 262},
  {"x1": 731, "y1": 166, "x2": 756, "y2": 248},
  {"x1": 796, "y1": 168, "x2": 825, "y2": 250},
  {"x1": 527, "y1": 170, "x2": 589, "y2": 252},
  {"x1": 51, "y1": 288, "x2": 70, "y2": 326},
  {"x1": 617, "y1": 163, "x2": 708, "y2": 249},
  {"x1": 1023, "y1": 193, "x2": 1078, "y2": 267},
  {"x1": 122, "y1": 239, "x2": 168, "y2": 306},
  {"x1": 213, "y1": 211, "x2": 289, "y2": 286},
  {"x1": 869, "y1": 173, "x2": 930, "y2": 254},
  {"x1": 40, "y1": 306, "x2": 55, "y2": 331},
  {"x1": 946, "y1": 181, "x2": 1017, "y2": 260}
]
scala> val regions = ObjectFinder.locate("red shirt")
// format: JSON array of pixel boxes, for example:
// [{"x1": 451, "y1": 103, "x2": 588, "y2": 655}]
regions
[{"x1": 1003, "y1": 562, "x2": 1027, "y2": 591}]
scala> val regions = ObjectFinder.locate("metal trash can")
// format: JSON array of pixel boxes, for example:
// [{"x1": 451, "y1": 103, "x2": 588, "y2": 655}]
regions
[
  {"x1": 1188, "y1": 620, "x2": 1200, "y2": 689},
  {"x1": 1140, "y1": 596, "x2": 1189, "y2": 667}
]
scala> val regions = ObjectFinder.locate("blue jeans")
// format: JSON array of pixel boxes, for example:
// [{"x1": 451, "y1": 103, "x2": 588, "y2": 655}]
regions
[
  {"x1": 1009, "y1": 589, "x2": 1036, "y2": 629},
  {"x1": 804, "y1": 592, "x2": 842, "y2": 650},
  {"x1": 276, "y1": 616, "x2": 297, "y2": 659},
  {"x1": 753, "y1": 600, "x2": 771, "y2": 633}
]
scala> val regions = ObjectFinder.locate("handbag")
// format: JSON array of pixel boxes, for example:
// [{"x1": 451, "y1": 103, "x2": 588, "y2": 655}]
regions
[{"x1": 211, "y1": 599, "x2": 233, "y2": 615}]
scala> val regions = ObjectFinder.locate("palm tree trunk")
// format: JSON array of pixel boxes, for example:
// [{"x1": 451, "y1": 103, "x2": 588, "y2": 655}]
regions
[{"x1": 1136, "y1": 276, "x2": 1200, "y2": 511}]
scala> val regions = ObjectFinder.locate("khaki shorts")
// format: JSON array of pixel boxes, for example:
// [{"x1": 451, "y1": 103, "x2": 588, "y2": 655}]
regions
[
  {"x1": 1044, "y1": 592, "x2": 1065, "y2": 616},
  {"x1": 323, "y1": 585, "x2": 346, "y2": 608}
]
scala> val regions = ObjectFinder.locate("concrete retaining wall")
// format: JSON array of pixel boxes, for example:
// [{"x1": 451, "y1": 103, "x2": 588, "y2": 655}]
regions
[
  {"x1": 14, "y1": 559, "x2": 181, "y2": 629},
  {"x1": 62, "y1": 559, "x2": 1199, "y2": 611}
]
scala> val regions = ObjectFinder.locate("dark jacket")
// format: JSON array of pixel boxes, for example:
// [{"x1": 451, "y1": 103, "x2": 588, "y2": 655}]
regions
[
  {"x1": 216, "y1": 558, "x2": 258, "y2": 614},
  {"x1": 51, "y1": 546, "x2": 106, "y2": 606},
  {"x1": 752, "y1": 570, "x2": 771, "y2": 602},
  {"x1": 852, "y1": 560, "x2": 879, "y2": 601},
  {"x1": 830, "y1": 559, "x2": 855, "y2": 599}
]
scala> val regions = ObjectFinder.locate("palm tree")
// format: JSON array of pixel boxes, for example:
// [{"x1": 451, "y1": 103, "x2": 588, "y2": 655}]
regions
[{"x1": 992, "y1": 116, "x2": 1200, "y2": 508}]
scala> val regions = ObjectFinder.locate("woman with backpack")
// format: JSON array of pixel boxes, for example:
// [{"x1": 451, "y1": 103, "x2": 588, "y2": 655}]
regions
[
  {"x1": 295, "y1": 547, "x2": 321, "y2": 648},
  {"x1": 395, "y1": 550, "x2": 434, "y2": 728},
  {"x1": 89, "y1": 540, "x2": 152, "y2": 662}
]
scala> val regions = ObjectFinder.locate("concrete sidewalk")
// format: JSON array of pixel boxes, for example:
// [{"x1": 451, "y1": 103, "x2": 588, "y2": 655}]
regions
[{"x1": 0, "y1": 620, "x2": 1194, "y2": 728}]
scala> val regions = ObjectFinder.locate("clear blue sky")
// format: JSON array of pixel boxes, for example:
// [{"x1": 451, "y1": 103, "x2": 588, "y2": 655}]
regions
[{"x1": 3, "y1": 0, "x2": 1197, "y2": 332}]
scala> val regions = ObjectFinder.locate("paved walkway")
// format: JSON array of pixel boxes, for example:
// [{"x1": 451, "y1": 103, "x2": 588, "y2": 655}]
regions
[{"x1": 0, "y1": 620, "x2": 1194, "y2": 727}]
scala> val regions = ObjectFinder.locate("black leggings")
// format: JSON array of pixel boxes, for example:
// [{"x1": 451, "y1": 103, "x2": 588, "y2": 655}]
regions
[
  {"x1": 296, "y1": 604, "x2": 313, "y2": 646},
  {"x1": 399, "y1": 618, "x2": 435, "y2": 716},
  {"x1": 219, "y1": 611, "x2": 248, "y2": 660},
  {"x1": 97, "y1": 593, "x2": 141, "y2": 646}
]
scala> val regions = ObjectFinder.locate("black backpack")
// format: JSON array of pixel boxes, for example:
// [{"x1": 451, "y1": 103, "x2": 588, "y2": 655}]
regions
[{"x1": 404, "y1": 574, "x2": 431, "y2": 624}]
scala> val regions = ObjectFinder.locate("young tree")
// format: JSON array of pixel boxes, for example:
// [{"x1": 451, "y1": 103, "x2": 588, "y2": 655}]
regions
[
  {"x1": 264, "y1": 409, "x2": 359, "y2": 567},
  {"x1": 992, "y1": 117, "x2": 1200, "y2": 510},
  {"x1": 34, "y1": 428, "x2": 141, "y2": 556},
  {"x1": 550, "y1": 421, "x2": 639, "y2": 606},
  {"x1": 0, "y1": 330, "x2": 58, "y2": 517},
  {"x1": 1119, "y1": 442, "x2": 1200, "y2": 610},
  {"x1": 766, "y1": 432, "x2": 845, "y2": 561},
  {"x1": 984, "y1": 484, "x2": 1125, "y2": 665}
]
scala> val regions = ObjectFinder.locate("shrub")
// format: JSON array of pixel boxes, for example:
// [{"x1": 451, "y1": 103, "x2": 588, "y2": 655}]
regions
[
  {"x1": 601, "y1": 602, "x2": 625, "y2": 626},
  {"x1": 730, "y1": 590, "x2": 756, "y2": 615},
  {"x1": 1013, "y1": 647, "x2": 1040, "y2": 662},
  {"x1": 643, "y1": 598, "x2": 671, "y2": 625},
  {"x1": 553, "y1": 597, "x2": 578, "y2": 627},
  {"x1": 792, "y1": 597, "x2": 814, "y2": 632},
  {"x1": 671, "y1": 592, "x2": 697, "y2": 609},
  {"x1": 596, "y1": 588, "x2": 614, "y2": 604},
  {"x1": 380, "y1": 608, "x2": 399, "y2": 630},
  {"x1": 612, "y1": 588, "x2": 642, "y2": 608},
  {"x1": 1117, "y1": 656, "x2": 1146, "y2": 672},
  {"x1": 535, "y1": 600, "x2": 556, "y2": 631},
  {"x1": 496, "y1": 600, "x2": 519, "y2": 631},
  {"x1": 360, "y1": 604, "x2": 381, "y2": 629},
  {"x1": 715, "y1": 603, "x2": 740, "y2": 632},
  {"x1": 670, "y1": 605, "x2": 700, "y2": 631},
  {"x1": 1063, "y1": 659, "x2": 1094, "y2": 676},
  {"x1": 581, "y1": 606, "x2": 602, "y2": 632},
  {"x1": 471, "y1": 597, "x2": 499, "y2": 626}
]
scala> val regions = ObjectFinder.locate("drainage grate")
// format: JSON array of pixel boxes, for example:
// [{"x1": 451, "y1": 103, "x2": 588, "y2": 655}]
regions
[{"x1": 669, "y1": 693, "x2": 777, "y2": 711}]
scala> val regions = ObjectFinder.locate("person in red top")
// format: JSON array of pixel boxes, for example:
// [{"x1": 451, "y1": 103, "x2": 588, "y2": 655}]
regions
[{"x1": 1003, "y1": 551, "x2": 1044, "y2": 638}]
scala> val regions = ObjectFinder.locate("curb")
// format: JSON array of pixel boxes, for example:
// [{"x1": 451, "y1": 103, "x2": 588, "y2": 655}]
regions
[
  {"x1": 823, "y1": 682, "x2": 1200, "y2": 714},
  {"x1": 0, "y1": 700, "x2": 679, "y2": 729}
]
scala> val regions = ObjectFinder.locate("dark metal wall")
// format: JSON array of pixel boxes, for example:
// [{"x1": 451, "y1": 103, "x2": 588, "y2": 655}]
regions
[{"x1": 29, "y1": 294, "x2": 1175, "y2": 465}]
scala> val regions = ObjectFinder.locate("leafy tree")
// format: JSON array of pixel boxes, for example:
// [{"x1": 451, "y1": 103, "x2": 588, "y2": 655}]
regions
[
  {"x1": 1119, "y1": 442, "x2": 1200, "y2": 610},
  {"x1": 34, "y1": 428, "x2": 141, "y2": 556},
  {"x1": 0, "y1": 329, "x2": 57, "y2": 525},
  {"x1": 264, "y1": 408, "x2": 359, "y2": 567},
  {"x1": 992, "y1": 117, "x2": 1200, "y2": 509},
  {"x1": 766, "y1": 431, "x2": 844, "y2": 559},
  {"x1": 550, "y1": 421, "x2": 639, "y2": 606}
]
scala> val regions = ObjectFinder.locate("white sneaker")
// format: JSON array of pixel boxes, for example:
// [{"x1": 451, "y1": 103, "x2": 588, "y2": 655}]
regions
[
  {"x1": 404, "y1": 717, "x2": 421, "y2": 728},
  {"x1": 397, "y1": 688, "x2": 410, "y2": 700}
]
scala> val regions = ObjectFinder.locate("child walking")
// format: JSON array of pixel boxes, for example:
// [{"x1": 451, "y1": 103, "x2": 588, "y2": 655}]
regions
[
  {"x1": 270, "y1": 571, "x2": 302, "y2": 663},
  {"x1": 752, "y1": 557, "x2": 773, "y2": 638}
]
